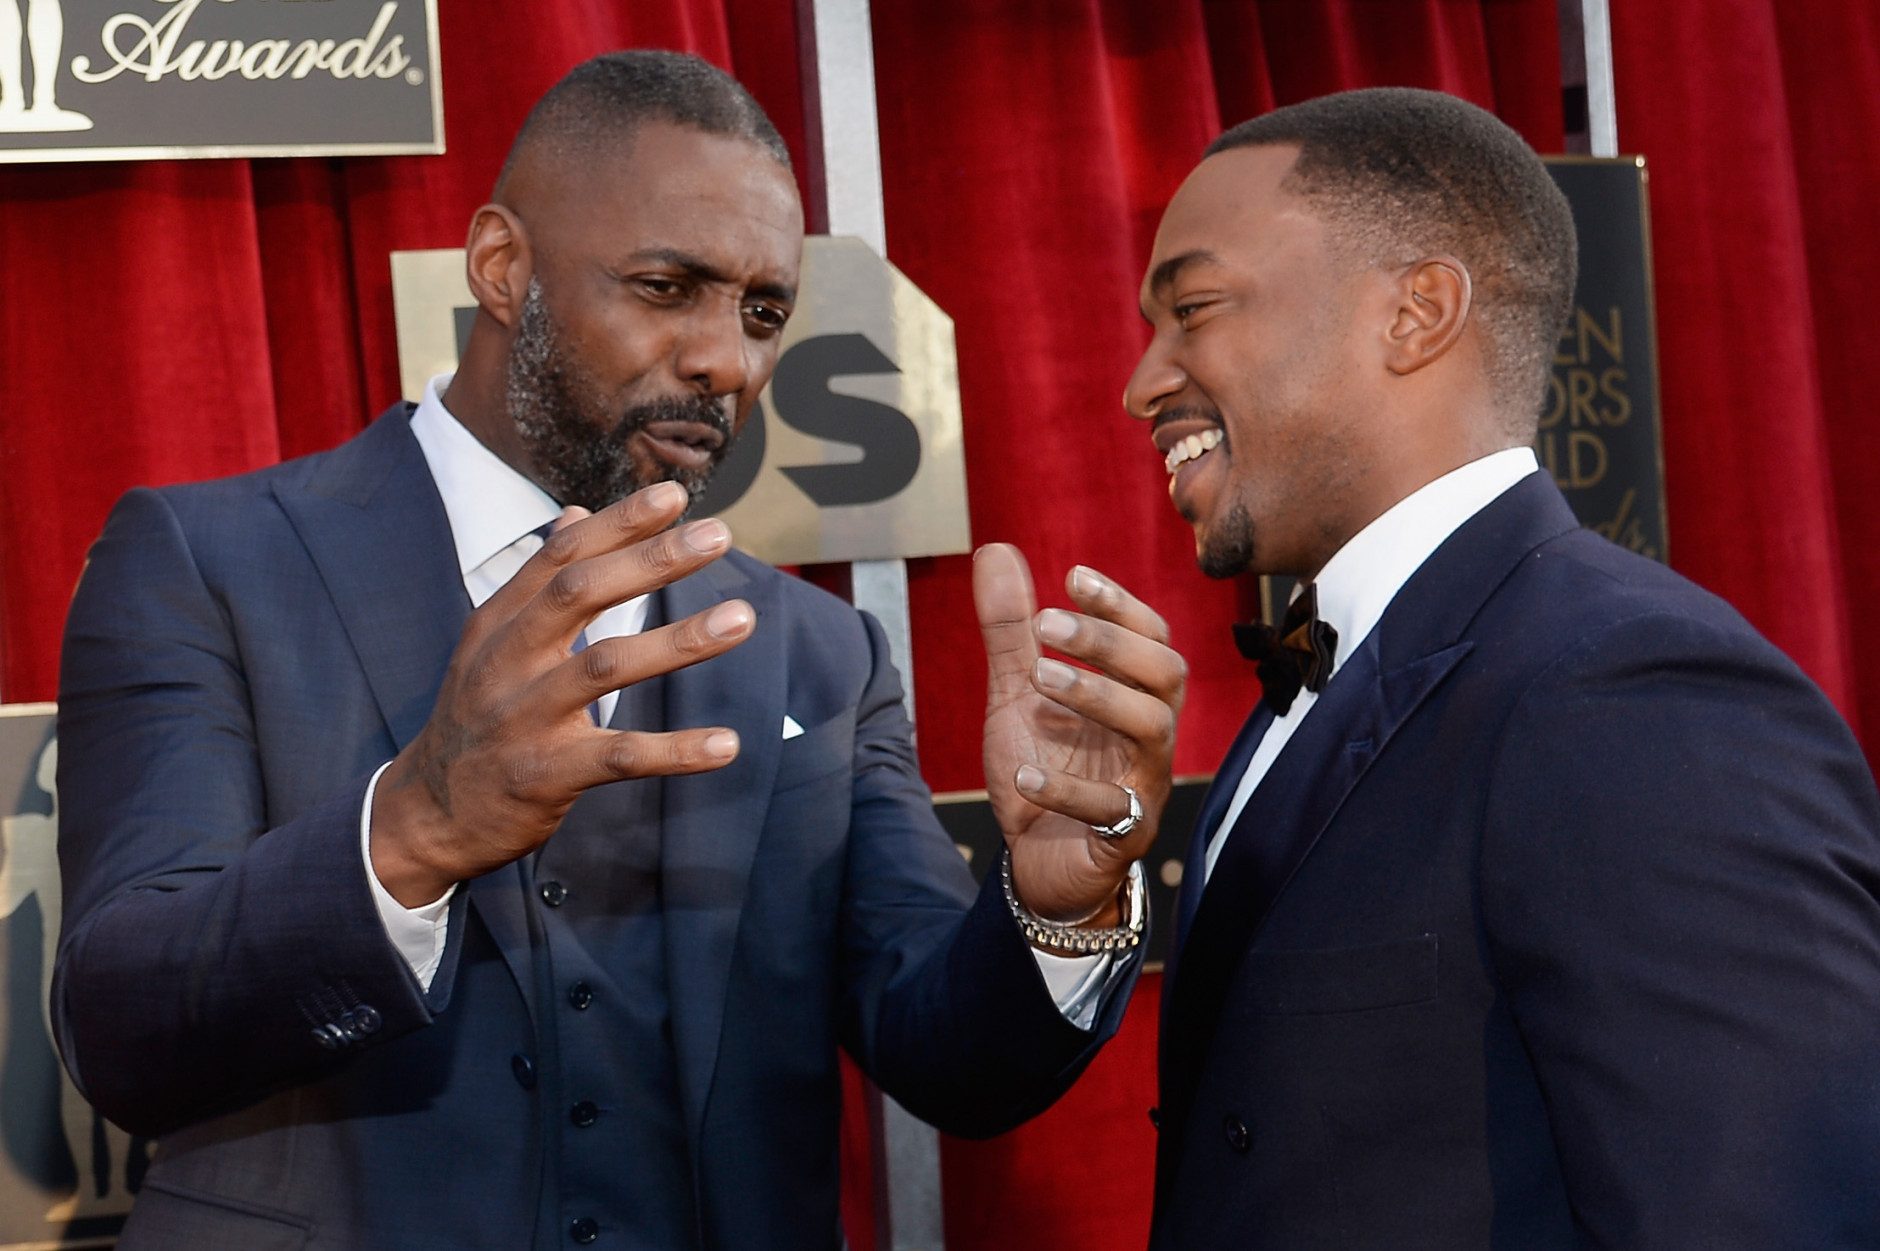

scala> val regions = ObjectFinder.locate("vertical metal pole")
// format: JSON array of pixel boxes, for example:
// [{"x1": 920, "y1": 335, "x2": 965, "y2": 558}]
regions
[
  {"x1": 796, "y1": 2, "x2": 944, "y2": 1249},
  {"x1": 1581, "y1": 0, "x2": 1619, "y2": 157}
]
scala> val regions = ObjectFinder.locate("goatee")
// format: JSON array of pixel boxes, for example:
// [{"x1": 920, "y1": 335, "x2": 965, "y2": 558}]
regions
[{"x1": 505, "y1": 279, "x2": 735, "y2": 513}]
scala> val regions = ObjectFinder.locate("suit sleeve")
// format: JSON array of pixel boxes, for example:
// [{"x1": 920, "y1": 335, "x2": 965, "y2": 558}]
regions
[
  {"x1": 52, "y1": 488, "x2": 444, "y2": 1138},
  {"x1": 833, "y1": 610, "x2": 1140, "y2": 1139},
  {"x1": 1481, "y1": 609, "x2": 1880, "y2": 1248}
]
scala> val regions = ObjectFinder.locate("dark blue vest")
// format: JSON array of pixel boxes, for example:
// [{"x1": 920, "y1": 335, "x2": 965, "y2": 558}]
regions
[{"x1": 523, "y1": 596, "x2": 697, "y2": 1250}]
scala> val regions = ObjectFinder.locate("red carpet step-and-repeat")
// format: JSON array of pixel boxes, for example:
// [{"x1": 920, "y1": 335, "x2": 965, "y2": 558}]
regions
[{"x1": 4, "y1": 2, "x2": 1880, "y2": 1247}]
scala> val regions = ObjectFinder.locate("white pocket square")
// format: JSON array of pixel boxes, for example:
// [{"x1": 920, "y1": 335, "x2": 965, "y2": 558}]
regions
[{"x1": 782, "y1": 715, "x2": 805, "y2": 740}]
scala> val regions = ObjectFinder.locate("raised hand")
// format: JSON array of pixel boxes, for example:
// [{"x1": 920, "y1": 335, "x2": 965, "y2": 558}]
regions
[
  {"x1": 974, "y1": 543, "x2": 1185, "y2": 929},
  {"x1": 370, "y1": 480, "x2": 755, "y2": 905}
]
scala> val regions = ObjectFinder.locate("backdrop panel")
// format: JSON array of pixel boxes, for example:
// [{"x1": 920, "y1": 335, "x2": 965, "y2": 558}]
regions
[{"x1": 2, "y1": 2, "x2": 1876, "y2": 1249}]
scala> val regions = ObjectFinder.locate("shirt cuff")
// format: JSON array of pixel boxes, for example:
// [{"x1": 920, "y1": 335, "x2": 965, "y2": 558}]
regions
[
  {"x1": 360, "y1": 761, "x2": 456, "y2": 991},
  {"x1": 1032, "y1": 949, "x2": 1116, "y2": 1031}
]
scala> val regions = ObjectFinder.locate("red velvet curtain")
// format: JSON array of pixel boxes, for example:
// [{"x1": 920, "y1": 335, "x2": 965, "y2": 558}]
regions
[{"x1": 2, "y1": 2, "x2": 1874, "y2": 1249}]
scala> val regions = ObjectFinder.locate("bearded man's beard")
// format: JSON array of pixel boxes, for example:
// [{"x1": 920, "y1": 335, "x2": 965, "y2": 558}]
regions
[{"x1": 505, "y1": 279, "x2": 736, "y2": 513}]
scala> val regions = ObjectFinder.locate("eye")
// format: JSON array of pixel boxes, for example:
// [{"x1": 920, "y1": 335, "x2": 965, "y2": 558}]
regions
[
  {"x1": 743, "y1": 302, "x2": 790, "y2": 336},
  {"x1": 634, "y1": 275, "x2": 687, "y2": 301}
]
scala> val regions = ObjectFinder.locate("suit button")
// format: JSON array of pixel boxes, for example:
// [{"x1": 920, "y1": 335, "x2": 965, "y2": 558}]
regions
[
  {"x1": 511, "y1": 1053, "x2": 537, "y2": 1089},
  {"x1": 312, "y1": 1026, "x2": 340, "y2": 1050},
  {"x1": 540, "y1": 881, "x2": 568, "y2": 907},
  {"x1": 570, "y1": 1100, "x2": 599, "y2": 1128},
  {"x1": 1223, "y1": 1114, "x2": 1250, "y2": 1153},
  {"x1": 568, "y1": 982, "x2": 594, "y2": 1010},
  {"x1": 348, "y1": 1005, "x2": 381, "y2": 1036},
  {"x1": 570, "y1": 1216, "x2": 599, "y2": 1244}
]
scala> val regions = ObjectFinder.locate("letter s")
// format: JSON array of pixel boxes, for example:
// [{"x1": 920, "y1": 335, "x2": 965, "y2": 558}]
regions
[{"x1": 771, "y1": 334, "x2": 921, "y2": 507}]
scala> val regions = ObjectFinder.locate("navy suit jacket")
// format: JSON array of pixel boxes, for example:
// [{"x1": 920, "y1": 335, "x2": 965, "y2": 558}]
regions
[
  {"x1": 51, "y1": 407, "x2": 1129, "y2": 1250},
  {"x1": 1154, "y1": 473, "x2": 1880, "y2": 1249}
]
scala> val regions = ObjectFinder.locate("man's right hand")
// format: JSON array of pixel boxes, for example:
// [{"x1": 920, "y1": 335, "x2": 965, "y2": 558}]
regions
[{"x1": 369, "y1": 480, "x2": 754, "y2": 906}]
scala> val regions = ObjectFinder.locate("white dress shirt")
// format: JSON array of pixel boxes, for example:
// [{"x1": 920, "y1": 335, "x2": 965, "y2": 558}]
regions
[
  {"x1": 1203, "y1": 448, "x2": 1541, "y2": 880},
  {"x1": 366, "y1": 376, "x2": 1114, "y2": 1026}
]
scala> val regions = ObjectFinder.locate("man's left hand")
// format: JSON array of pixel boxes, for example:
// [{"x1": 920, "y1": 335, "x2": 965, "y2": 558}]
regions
[{"x1": 974, "y1": 543, "x2": 1185, "y2": 929}]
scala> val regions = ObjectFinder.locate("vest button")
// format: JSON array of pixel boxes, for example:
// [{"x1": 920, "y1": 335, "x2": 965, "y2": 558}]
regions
[
  {"x1": 510, "y1": 1053, "x2": 537, "y2": 1089},
  {"x1": 540, "y1": 881, "x2": 568, "y2": 907},
  {"x1": 570, "y1": 1100, "x2": 599, "y2": 1128},
  {"x1": 568, "y1": 981, "x2": 594, "y2": 1010},
  {"x1": 570, "y1": 1216, "x2": 600, "y2": 1244},
  {"x1": 1148, "y1": 1106, "x2": 1160, "y2": 1130},
  {"x1": 1223, "y1": 1114, "x2": 1250, "y2": 1153}
]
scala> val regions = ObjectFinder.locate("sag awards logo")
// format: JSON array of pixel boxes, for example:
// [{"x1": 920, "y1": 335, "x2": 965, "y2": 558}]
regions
[
  {"x1": 0, "y1": 0, "x2": 441, "y2": 160},
  {"x1": 0, "y1": 0, "x2": 91, "y2": 131}
]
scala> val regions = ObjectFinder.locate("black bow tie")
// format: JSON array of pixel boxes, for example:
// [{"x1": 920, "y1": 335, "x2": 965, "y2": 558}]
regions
[{"x1": 1232, "y1": 583, "x2": 1339, "y2": 716}]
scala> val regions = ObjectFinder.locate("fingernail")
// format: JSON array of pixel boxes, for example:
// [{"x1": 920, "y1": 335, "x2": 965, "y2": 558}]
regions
[
  {"x1": 706, "y1": 730, "x2": 740, "y2": 759},
  {"x1": 1015, "y1": 764, "x2": 1046, "y2": 793},
  {"x1": 650, "y1": 481, "x2": 688, "y2": 510},
  {"x1": 706, "y1": 600, "x2": 751, "y2": 638},
  {"x1": 1071, "y1": 566, "x2": 1105, "y2": 598},
  {"x1": 1036, "y1": 608, "x2": 1075, "y2": 646},
  {"x1": 684, "y1": 519, "x2": 730, "y2": 554},
  {"x1": 1034, "y1": 657, "x2": 1076, "y2": 691}
]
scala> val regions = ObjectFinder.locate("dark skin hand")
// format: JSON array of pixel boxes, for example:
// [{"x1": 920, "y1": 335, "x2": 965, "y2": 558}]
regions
[
  {"x1": 371, "y1": 480, "x2": 753, "y2": 906},
  {"x1": 975, "y1": 544, "x2": 1185, "y2": 933}
]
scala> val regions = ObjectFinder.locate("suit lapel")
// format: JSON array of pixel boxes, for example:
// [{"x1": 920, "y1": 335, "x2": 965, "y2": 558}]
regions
[
  {"x1": 657, "y1": 553, "x2": 786, "y2": 1147},
  {"x1": 273, "y1": 407, "x2": 542, "y2": 1019},
  {"x1": 1156, "y1": 472, "x2": 1581, "y2": 1190},
  {"x1": 274, "y1": 405, "x2": 470, "y2": 752},
  {"x1": 1158, "y1": 634, "x2": 1470, "y2": 1139},
  {"x1": 1163, "y1": 702, "x2": 1272, "y2": 1003}
]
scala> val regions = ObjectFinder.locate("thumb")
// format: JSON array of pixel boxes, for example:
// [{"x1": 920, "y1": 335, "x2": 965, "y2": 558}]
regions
[{"x1": 974, "y1": 543, "x2": 1040, "y2": 698}]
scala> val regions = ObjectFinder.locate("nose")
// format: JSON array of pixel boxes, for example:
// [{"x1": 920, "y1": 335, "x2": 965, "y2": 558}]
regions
[
  {"x1": 673, "y1": 297, "x2": 753, "y2": 398},
  {"x1": 1124, "y1": 338, "x2": 1184, "y2": 424}
]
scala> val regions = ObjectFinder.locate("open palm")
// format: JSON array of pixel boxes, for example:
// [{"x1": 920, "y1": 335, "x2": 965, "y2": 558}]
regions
[{"x1": 974, "y1": 544, "x2": 1185, "y2": 923}]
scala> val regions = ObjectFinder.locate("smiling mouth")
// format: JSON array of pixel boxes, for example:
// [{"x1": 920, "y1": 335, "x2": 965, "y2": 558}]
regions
[{"x1": 1163, "y1": 428, "x2": 1224, "y2": 475}]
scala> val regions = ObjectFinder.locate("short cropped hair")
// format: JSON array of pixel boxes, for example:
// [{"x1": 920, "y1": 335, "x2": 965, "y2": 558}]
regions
[
  {"x1": 1210, "y1": 88, "x2": 1577, "y2": 427},
  {"x1": 498, "y1": 50, "x2": 790, "y2": 193}
]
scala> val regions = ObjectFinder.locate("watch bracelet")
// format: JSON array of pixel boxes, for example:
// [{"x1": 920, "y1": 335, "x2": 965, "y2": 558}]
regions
[{"x1": 1001, "y1": 847, "x2": 1146, "y2": 955}]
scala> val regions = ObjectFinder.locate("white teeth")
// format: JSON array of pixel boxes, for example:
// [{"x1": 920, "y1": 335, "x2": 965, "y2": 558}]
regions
[{"x1": 1164, "y1": 427, "x2": 1224, "y2": 474}]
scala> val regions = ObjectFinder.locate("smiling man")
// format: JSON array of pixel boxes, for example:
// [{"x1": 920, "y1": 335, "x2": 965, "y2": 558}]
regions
[
  {"x1": 51, "y1": 52, "x2": 1179, "y2": 1250},
  {"x1": 1137, "y1": 89, "x2": 1880, "y2": 1248}
]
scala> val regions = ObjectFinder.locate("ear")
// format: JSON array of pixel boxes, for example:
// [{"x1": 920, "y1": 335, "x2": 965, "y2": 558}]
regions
[
  {"x1": 1384, "y1": 255, "x2": 1471, "y2": 376},
  {"x1": 464, "y1": 204, "x2": 532, "y2": 330}
]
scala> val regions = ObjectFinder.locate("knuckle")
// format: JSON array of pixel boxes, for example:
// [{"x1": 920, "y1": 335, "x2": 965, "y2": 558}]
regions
[
  {"x1": 603, "y1": 733, "x2": 643, "y2": 778},
  {"x1": 542, "y1": 566, "x2": 590, "y2": 614},
  {"x1": 1080, "y1": 621, "x2": 1116, "y2": 663},
  {"x1": 637, "y1": 533, "x2": 684, "y2": 579},
  {"x1": 581, "y1": 641, "x2": 617, "y2": 685},
  {"x1": 538, "y1": 526, "x2": 579, "y2": 565}
]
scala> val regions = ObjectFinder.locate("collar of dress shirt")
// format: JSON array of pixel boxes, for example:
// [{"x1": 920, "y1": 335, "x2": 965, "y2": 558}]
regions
[
  {"x1": 1306, "y1": 446, "x2": 1540, "y2": 679},
  {"x1": 1201, "y1": 446, "x2": 1541, "y2": 879},
  {"x1": 407, "y1": 372, "x2": 562, "y2": 580}
]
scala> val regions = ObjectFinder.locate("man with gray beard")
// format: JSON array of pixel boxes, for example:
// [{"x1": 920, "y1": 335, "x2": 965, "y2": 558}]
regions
[
  {"x1": 505, "y1": 276, "x2": 735, "y2": 513},
  {"x1": 52, "y1": 52, "x2": 1179, "y2": 1250}
]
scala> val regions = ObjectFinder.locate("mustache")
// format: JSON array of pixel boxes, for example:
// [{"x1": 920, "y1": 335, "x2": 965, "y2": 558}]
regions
[
  {"x1": 1151, "y1": 404, "x2": 1225, "y2": 436},
  {"x1": 613, "y1": 393, "x2": 735, "y2": 441}
]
